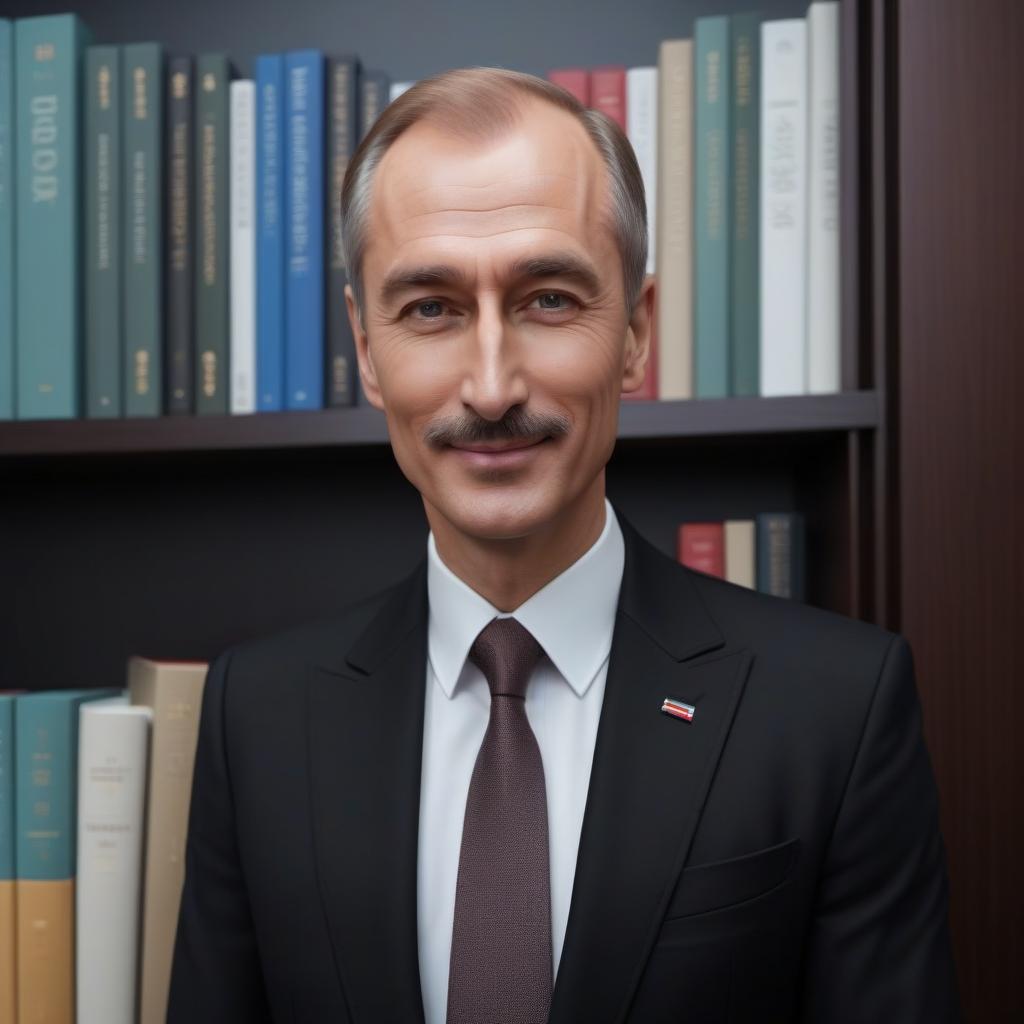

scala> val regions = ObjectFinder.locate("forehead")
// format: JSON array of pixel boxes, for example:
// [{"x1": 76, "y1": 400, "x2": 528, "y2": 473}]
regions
[{"x1": 364, "y1": 101, "x2": 618, "y2": 286}]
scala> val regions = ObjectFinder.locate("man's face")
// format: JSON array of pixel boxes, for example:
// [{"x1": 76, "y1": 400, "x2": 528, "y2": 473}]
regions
[{"x1": 348, "y1": 99, "x2": 652, "y2": 542}]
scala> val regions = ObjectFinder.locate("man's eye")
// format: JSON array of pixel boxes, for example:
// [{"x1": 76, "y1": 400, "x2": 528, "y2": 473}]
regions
[
  {"x1": 532, "y1": 293, "x2": 576, "y2": 312},
  {"x1": 412, "y1": 300, "x2": 446, "y2": 319}
]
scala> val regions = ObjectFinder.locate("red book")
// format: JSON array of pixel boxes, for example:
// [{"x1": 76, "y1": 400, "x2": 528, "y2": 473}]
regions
[
  {"x1": 591, "y1": 66, "x2": 627, "y2": 128},
  {"x1": 622, "y1": 315, "x2": 658, "y2": 401},
  {"x1": 678, "y1": 523, "x2": 725, "y2": 578},
  {"x1": 548, "y1": 68, "x2": 590, "y2": 105}
]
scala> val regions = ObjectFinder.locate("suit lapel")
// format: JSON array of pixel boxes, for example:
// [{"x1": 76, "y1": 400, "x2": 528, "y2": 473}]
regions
[
  {"x1": 549, "y1": 521, "x2": 753, "y2": 1024},
  {"x1": 307, "y1": 562, "x2": 428, "y2": 1024}
]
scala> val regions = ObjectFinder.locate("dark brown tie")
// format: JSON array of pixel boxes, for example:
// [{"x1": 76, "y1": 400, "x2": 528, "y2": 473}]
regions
[{"x1": 446, "y1": 617, "x2": 553, "y2": 1024}]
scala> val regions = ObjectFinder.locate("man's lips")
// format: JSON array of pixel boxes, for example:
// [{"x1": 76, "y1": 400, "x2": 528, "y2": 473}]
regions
[{"x1": 448, "y1": 437, "x2": 549, "y2": 454}]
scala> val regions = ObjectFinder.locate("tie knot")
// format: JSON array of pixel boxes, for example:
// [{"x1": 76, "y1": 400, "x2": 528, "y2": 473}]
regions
[{"x1": 469, "y1": 617, "x2": 544, "y2": 699}]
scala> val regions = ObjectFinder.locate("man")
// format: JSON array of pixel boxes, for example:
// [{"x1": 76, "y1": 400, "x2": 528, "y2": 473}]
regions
[{"x1": 167, "y1": 68, "x2": 960, "y2": 1022}]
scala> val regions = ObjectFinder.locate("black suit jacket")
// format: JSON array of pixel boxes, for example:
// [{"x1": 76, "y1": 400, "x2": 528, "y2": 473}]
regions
[{"x1": 167, "y1": 516, "x2": 961, "y2": 1023}]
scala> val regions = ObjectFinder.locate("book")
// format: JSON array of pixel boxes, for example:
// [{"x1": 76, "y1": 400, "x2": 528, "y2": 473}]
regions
[
  {"x1": 547, "y1": 68, "x2": 590, "y2": 105},
  {"x1": 326, "y1": 56, "x2": 360, "y2": 407},
  {"x1": 756, "y1": 511, "x2": 806, "y2": 600},
  {"x1": 807, "y1": 1, "x2": 841, "y2": 394},
  {"x1": 730, "y1": 13, "x2": 761, "y2": 397},
  {"x1": 285, "y1": 50, "x2": 324, "y2": 411},
  {"x1": 15, "y1": 14, "x2": 90, "y2": 420},
  {"x1": 256, "y1": 54, "x2": 285, "y2": 411},
  {"x1": 0, "y1": 691, "x2": 26, "y2": 1024},
  {"x1": 84, "y1": 46, "x2": 122, "y2": 418},
  {"x1": 694, "y1": 15, "x2": 732, "y2": 399},
  {"x1": 195, "y1": 53, "x2": 232, "y2": 414},
  {"x1": 724, "y1": 518, "x2": 756, "y2": 589},
  {"x1": 14, "y1": 688, "x2": 120, "y2": 1024},
  {"x1": 0, "y1": 21, "x2": 13, "y2": 421},
  {"x1": 655, "y1": 39, "x2": 693, "y2": 400},
  {"x1": 165, "y1": 57, "x2": 194, "y2": 414},
  {"x1": 760, "y1": 19, "x2": 808, "y2": 397},
  {"x1": 677, "y1": 521, "x2": 725, "y2": 578},
  {"x1": 230, "y1": 79, "x2": 256, "y2": 414},
  {"x1": 626, "y1": 65, "x2": 658, "y2": 276},
  {"x1": 123, "y1": 43, "x2": 164, "y2": 417},
  {"x1": 591, "y1": 65, "x2": 626, "y2": 129},
  {"x1": 128, "y1": 657, "x2": 208, "y2": 1024},
  {"x1": 359, "y1": 69, "x2": 389, "y2": 139},
  {"x1": 76, "y1": 701, "x2": 150, "y2": 1024}
]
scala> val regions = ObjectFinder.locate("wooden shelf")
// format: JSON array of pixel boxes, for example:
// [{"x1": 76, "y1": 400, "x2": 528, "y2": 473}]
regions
[{"x1": 0, "y1": 391, "x2": 879, "y2": 457}]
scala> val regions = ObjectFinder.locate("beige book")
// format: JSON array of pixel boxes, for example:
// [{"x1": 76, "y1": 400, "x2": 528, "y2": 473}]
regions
[
  {"x1": 0, "y1": 881, "x2": 14, "y2": 1024},
  {"x1": 656, "y1": 39, "x2": 694, "y2": 400},
  {"x1": 16, "y1": 879, "x2": 74, "y2": 1024},
  {"x1": 128, "y1": 658, "x2": 208, "y2": 1024},
  {"x1": 725, "y1": 519, "x2": 757, "y2": 589}
]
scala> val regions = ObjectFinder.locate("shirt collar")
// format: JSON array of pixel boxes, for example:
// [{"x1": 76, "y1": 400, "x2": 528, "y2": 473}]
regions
[{"x1": 427, "y1": 500, "x2": 624, "y2": 699}]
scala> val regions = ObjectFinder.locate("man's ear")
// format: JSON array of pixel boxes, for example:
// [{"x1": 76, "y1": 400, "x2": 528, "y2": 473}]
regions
[
  {"x1": 346, "y1": 283, "x2": 384, "y2": 410},
  {"x1": 622, "y1": 274, "x2": 655, "y2": 394}
]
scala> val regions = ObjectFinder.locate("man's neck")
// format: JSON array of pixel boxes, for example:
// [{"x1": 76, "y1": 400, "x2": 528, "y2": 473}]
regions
[{"x1": 426, "y1": 480, "x2": 608, "y2": 612}]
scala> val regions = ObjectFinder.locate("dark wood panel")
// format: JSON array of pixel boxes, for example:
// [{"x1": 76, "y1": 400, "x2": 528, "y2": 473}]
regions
[{"x1": 898, "y1": 0, "x2": 1024, "y2": 1019}]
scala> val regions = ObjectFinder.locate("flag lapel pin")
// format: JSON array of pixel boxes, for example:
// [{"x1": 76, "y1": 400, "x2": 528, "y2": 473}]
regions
[{"x1": 661, "y1": 696, "x2": 696, "y2": 722}]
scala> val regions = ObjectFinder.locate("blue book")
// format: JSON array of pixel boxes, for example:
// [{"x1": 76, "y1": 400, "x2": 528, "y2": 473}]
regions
[
  {"x1": 15, "y1": 15, "x2": 91, "y2": 419},
  {"x1": 756, "y1": 512, "x2": 806, "y2": 602},
  {"x1": 284, "y1": 50, "x2": 324, "y2": 411},
  {"x1": 256, "y1": 54, "x2": 285, "y2": 411},
  {"x1": 0, "y1": 21, "x2": 13, "y2": 420}
]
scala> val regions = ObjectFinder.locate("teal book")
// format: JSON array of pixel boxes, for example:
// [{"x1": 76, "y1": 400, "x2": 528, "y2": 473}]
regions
[
  {"x1": 730, "y1": 12, "x2": 761, "y2": 397},
  {"x1": 195, "y1": 53, "x2": 232, "y2": 415},
  {"x1": 0, "y1": 691, "x2": 23, "y2": 1024},
  {"x1": 123, "y1": 43, "x2": 164, "y2": 416},
  {"x1": 15, "y1": 15, "x2": 91, "y2": 419},
  {"x1": 84, "y1": 45, "x2": 122, "y2": 417},
  {"x1": 0, "y1": 21, "x2": 13, "y2": 420},
  {"x1": 756, "y1": 511, "x2": 806, "y2": 601},
  {"x1": 694, "y1": 15, "x2": 732, "y2": 398}
]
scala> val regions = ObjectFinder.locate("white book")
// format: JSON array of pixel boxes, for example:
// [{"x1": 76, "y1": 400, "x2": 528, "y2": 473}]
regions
[
  {"x1": 230, "y1": 80, "x2": 257, "y2": 414},
  {"x1": 389, "y1": 80, "x2": 414, "y2": 103},
  {"x1": 626, "y1": 66, "x2": 658, "y2": 275},
  {"x1": 655, "y1": 39, "x2": 694, "y2": 400},
  {"x1": 759, "y1": 19, "x2": 808, "y2": 397},
  {"x1": 807, "y1": 2, "x2": 841, "y2": 393},
  {"x1": 724, "y1": 519, "x2": 756, "y2": 589},
  {"x1": 76, "y1": 700, "x2": 151, "y2": 1024}
]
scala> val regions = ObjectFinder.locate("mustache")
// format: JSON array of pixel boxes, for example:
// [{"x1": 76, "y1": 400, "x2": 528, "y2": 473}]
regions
[{"x1": 422, "y1": 407, "x2": 571, "y2": 447}]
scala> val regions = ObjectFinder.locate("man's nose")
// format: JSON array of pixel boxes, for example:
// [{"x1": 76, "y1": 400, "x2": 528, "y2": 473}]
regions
[{"x1": 458, "y1": 300, "x2": 529, "y2": 421}]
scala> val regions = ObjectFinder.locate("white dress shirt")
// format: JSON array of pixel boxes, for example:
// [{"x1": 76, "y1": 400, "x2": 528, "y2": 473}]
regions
[{"x1": 416, "y1": 500, "x2": 625, "y2": 1024}]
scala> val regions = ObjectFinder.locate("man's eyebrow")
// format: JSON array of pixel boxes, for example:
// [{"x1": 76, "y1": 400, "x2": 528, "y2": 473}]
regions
[{"x1": 377, "y1": 252, "x2": 603, "y2": 307}]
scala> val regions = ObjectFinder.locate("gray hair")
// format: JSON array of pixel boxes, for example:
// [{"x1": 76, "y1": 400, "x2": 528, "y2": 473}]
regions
[{"x1": 340, "y1": 66, "x2": 648, "y2": 323}]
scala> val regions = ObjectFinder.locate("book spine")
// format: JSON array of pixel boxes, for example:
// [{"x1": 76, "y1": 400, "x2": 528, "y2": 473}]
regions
[
  {"x1": 547, "y1": 68, "x2": 590, "y2": 105},
  {"x1": 0, "y1": 22, "x2": 12, "y2": 421},
  {"x1": 677, "y1": 522, "x2": 725, "y2": 578},
  {"x1": 723, "y1": 518, "x2": 756, "y2": 589},
  {"x1": 756, "y1": 511, "x2": 806, "y2": 600},
  {"x1": 195, "y1": 54, "x2": 231, "y2": 414},
  {"x1": 256, "y1": 54, "x2": 285, "y2": 411},
  {"x1": 75, "y1": 705, "x2": 151, "y2": 1024},
  {"x1": 123, "y1": 43, "x2": 163, "y2": 417},
  {"x1": 165, "y1": 57, "x2": 194, "y2": 414},
  {"x1": 284, "y1": 50, "x2": 324, "y2": 410},
  {"x1": 694, "y1": 16, "x2": 732, "y2": 399},
  {"x1": 326, "y1": 57, "x2": 359, "y2": 407},
  {"x1": 358, "y1": 69, "x2": 389, "y2": 140},
  {"x1": 14, "y1": 689, "x2": 119, "y2": 1024},
  {"x1": 0, "y1": 696, "x2": 15, "y2": 1024},
  {"x1": 230, "y1": 79, "x2": 256, "y2": 414},
  {"x1": 15, "y1": 15, "x2": 88, "y2": 420},
  {"x1": 730, "y1": 13, "x2": 761, "y2": 397},
  {"x1": 807, "y1": 2, "x2": 841, "y2": 394},
  {"x1": 655, "y1": 39, "x2": 693, "y2": 400},
  {"x1": 760, "y1": 20, "x2": 808, "y2": 397},
  {"x1": 84, "y1": 46, "x2": 122, "y2": 418},
  {"x1": 591, "y1": 65, "x2": 626, "y2": 129},
  {"x1": 626, "y1": 66, "x2": 657, "y2": 276}
]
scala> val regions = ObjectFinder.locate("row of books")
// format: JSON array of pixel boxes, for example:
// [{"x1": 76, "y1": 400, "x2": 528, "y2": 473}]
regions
[
  {"x1": 0, "y1": 660, "x2": 208, "y2": 1024},
  {"x1": 0, "y1": 4, "x2": 840, "y2": 424},
  {"x1": 678, "y1": 512, "x2": 806, "y2": 600}
]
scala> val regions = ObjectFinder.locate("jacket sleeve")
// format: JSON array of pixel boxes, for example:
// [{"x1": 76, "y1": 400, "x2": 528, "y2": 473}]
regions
[
  {"x1": 799, "y1": 633, "x2": 962, "y2": 1022},
  {"x1": 166, "y1": 650, "x2": 274, "y2": 1023}
]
